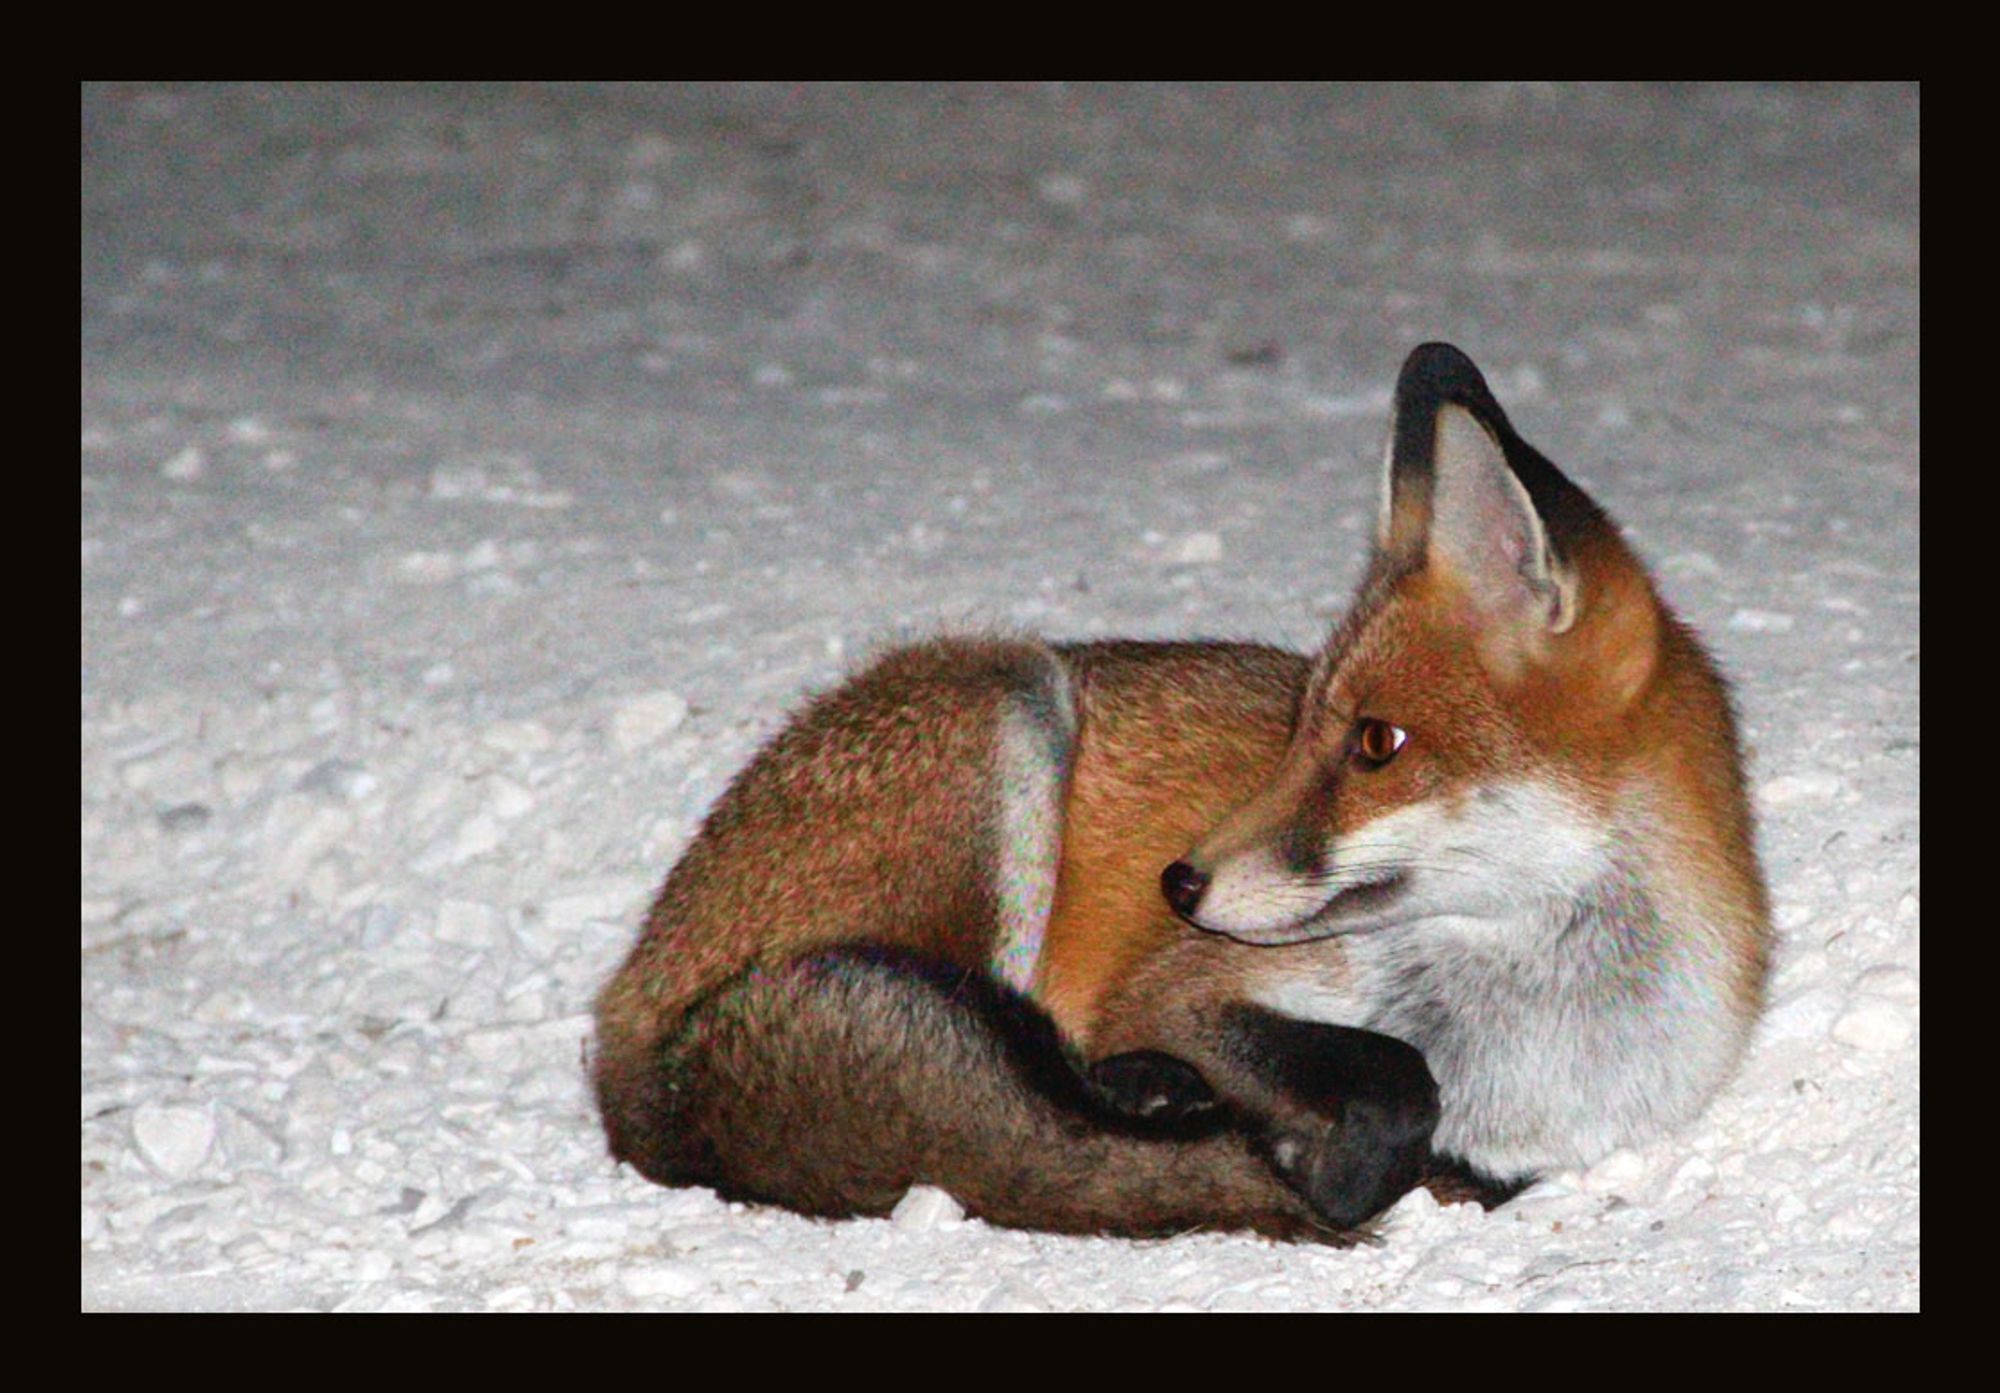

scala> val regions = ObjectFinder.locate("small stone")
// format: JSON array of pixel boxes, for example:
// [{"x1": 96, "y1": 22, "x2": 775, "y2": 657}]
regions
[
  {"x1": 298, "y1": 759, "x2": 376, "y2": 803},
  {"x1": 488, "y1": 776, "x2": 535, "y2": 820},
  {"x1": 1728, "y1": 608, "x2": 1795, "y2": 634},
  {"x1": 1579, "y1": 1147, "x2": 1650, "y2": 1195},
  {"x1": 157, "y1": 802, "x2": 212, "y2": 832},
  {"x1": 1170, "y1": 531, "x2": 1224, "y2": 564},
  {"x1": 610, "y1": 690, "x2": 689, "y2": 753},
  {"x1": 451, "y1": 814, "x2": 502, "y2": 864},
  {"x1": 978, "y1": 1283, "x2": 1051, "y2": 1312},
  {"x1": 160, "y1": 446, "x2": 205, "y2": 481},
  {"x1": 481, "y1": 720, "x2": 553, "y2": 755},
  {"x1": 436, "y1": 899, "x2": 499, "y2": 946},
  {"x1": 1757, "y1": 771, "x2": 1843, "y2": 808},
  {"x1": 622, "y1": 1260, "x2": 706, "y2": 1300},
  {"x1": 541, "y1": 880, "x2": 643, "y2": 932},
  {"x1": 132, "y1": 1104, "x2": 215, "y2": 1178},
  {"x1": 1035, "y1": 172, "x2": 1088, "y2": 205},
  {"x1": 1759, "y1": 987, "x2": 1845, "y2": 1043},
  {"x1": 1854, "y1": 966, "x2": 1920, "y2": 1003},
  {"x1": 396, "y1": 551, "x2": 458, "y2": 584},
  {"x1": 1831, "y1": 998, "x2": 1914, "y2": 1052},
  {"x1": 890, "y1": 1185, "x2": 964, "y2": 1231}
]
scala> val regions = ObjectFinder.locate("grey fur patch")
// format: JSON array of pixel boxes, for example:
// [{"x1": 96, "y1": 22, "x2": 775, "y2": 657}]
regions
[{"x1": 989, "y1": 650, "x2": 1077, "y2": 993}]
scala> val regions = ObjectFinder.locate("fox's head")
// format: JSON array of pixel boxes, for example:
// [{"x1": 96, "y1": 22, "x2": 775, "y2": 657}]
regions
[{"x1": 1163, "y1": 343, "x2": 1746, "y2": 951}]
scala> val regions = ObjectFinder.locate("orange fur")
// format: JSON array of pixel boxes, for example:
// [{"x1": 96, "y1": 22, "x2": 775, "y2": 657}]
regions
[{"x1": 1036, "y1": 643, "x2": 1302, "y2": 1041}]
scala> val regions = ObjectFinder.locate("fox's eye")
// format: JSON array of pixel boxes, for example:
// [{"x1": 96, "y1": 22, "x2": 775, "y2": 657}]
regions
[{"x1": 1352, "y1": 717, "x2": 1407, "y2": 768}]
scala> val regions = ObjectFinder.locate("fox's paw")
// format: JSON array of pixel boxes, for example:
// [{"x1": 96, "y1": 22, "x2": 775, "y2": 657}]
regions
[
  {"x1": 1264, "y1": 1085, "x2": 1438, "y2": 1229},
  {"x1": 1085, "y1": 1050, "x2": 1219, "y2": 1124}
]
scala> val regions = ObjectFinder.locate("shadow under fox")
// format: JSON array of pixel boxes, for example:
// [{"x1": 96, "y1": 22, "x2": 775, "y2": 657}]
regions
[{"x1": 593, "y1": 344, "x2": 1770, "y2": 1240}]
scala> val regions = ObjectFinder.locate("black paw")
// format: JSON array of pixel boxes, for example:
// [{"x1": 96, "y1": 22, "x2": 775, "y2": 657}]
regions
[
  {"x1": 1219, "y1": 1012, "x2": 1440, "y2": 1229},
  {"x1": 1264, "y1": 1085, "x2": 1438, "y2": 1229},
  {"x1": 1085, "y1": 1050, "x2": 1219, "y2": 1123}
]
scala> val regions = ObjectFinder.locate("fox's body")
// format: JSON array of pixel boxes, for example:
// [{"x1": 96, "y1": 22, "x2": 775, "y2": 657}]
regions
[{"x1": 593, "y1": 344, "x2": 1769, "y2": 1238}]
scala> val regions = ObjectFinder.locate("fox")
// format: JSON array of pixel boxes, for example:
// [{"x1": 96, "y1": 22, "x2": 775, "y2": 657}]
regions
[{"x1": 591, "y1": 342, "x2": 1771, "y2": 1240}]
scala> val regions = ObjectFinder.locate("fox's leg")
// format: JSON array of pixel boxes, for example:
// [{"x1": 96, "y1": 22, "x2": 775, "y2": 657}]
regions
[
  {"x1": 637, "y1": 944, "x2": 1348, "y2": 1241},
  {"x1": 1085, "y1": 934, "x2": 1439, "y2": 1229}
]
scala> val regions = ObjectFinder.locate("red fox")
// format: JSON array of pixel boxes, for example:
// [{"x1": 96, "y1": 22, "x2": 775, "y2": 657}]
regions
[{"x1": 592, "y1": 343, "x2": 1770, "y2": 1240}]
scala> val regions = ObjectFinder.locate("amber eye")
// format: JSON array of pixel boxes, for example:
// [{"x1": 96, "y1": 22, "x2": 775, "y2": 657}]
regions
[{"x1": 1352, "y1": 717, "x2": 1407, "y2": 768}]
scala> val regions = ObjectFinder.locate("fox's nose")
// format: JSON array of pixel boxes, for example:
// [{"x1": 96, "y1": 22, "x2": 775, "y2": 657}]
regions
[{"x1": 1160, "y1": 860, "x2": 1210, "y2": 920}]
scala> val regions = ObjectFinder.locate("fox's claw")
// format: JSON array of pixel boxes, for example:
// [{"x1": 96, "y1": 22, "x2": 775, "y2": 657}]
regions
[{"x1": 1086, "y1": 1050, "x2": 1220, "y2": 1123}]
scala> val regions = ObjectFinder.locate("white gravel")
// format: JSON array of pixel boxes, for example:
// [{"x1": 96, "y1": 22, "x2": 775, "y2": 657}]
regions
[{"x1": 81, "y1": 82, "x2": 1918, "y2": 1311}]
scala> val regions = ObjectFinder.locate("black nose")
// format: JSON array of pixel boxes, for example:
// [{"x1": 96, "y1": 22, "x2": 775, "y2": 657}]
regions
[{"x1": 1160, "y1": 860, "x2": 1210, "y2": 920}]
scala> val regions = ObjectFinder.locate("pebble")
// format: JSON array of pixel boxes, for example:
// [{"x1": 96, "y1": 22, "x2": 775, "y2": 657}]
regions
[
  {"x1": 1170, "y1": 531, "x2": 1225, "y2": 564},
  {"x1": 1728, "y1": 608, "x2": 1795, "y2": 633},
  {"x1": 436, "y1": 899, "x2": 500, "y2": 946},
  {"x1": 1035, "y1": 172, "x2": 1088, "y2": 205},
  {"x1": 488, "y1": 776, "x2": 535, "y2": 819},
  {"x1": 160, "y1": 446, "x2": 205, "y2": 481},
  {"x1": 1759, "y1": 986, "x2": 1845, "y2": 1043},
  {"x1": 157, "y1": 802, "x2": 212, "y2": 832},
  {"x1": 270, "y1": 807, "x2": 354, "y2": 885},
  {"x1": 481, "y1": 720, "x2": 553, "y2": 755},
  {"x1": 397, "y1": 551, "x2": 458, "y2": 584},
  {"x1": 890, "y1": 1185, "x2": 964, "y2": 1231},
  {"x1": 541, "y1": 880, "x2": 644, "y2": 932},
  {"x1": 1757, "y1": 771, "x2": 1844, "y2": 807},
  {"x1": 610, "y1": 690, "x2": 690, "y2": 753},
  {"x1": 1830, "y1": 998, "x2": 1914, "y2": 1052},
  {"x1": 462, "y1": 538, "x2": 504, "y2": 570},
  {"x1": 1853, "y1": 965, "x2": 1919, "y2": 1003},
  {"x1": 217, "y1": 1105, "x2": 285, "y2": 1170},
  {"x1": 978, "y1": 1283, "x2": 1051, "y2": 1312},
  {"x1": 1579, "y1": 1148, "x2": 1651, "y2": 1196},
  {"x1": 298, "y1": 758, "x2": 376, "y2": 802},
  {"x1": 451, "y1": 813, "x2": 503, "y2": 864},
  {"x1": 1662, "y1": 550, "x2": 1721, "y2": 577},
  {"x1": 622, "y1": 1260, "x2": 707, "y2": 1301},
  {"x1": 132, "y1": 1104, "x2": 215, "y2": 1178}
]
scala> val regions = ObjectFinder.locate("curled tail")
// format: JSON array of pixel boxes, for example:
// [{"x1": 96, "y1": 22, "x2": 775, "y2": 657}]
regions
[{"x1": 603, "y1": 944, "x2": 1344, "y2": 1241}]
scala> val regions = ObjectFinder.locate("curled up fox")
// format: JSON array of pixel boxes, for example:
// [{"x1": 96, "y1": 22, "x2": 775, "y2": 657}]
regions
[{"x1": 592, "y1": 343, "x2": 1771, "y2": 1240}]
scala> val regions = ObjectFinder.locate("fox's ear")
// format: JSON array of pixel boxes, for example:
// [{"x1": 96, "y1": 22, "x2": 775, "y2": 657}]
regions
[
  {"x1": 1377, "y1": 344, "x2": 1577, "y2": 641},
  {"x1": 1427, "y1": 403, "x2": 1578, "y2": 635}
]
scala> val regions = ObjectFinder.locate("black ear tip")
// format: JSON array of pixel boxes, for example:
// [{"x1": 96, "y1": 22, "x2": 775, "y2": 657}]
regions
[
  {"x1": 1397, "y1": 342, "x2": 1490, "y2": 400},
  {"x1": 1394, "y1": 342, "x2": 1508, "y2": 433}
]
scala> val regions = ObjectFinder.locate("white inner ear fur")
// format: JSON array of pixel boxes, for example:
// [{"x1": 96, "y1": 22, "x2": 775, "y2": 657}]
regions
[
  {"x1": 1430, "y1": 405, "x2": 1577, "y2": 635},
  {"x1": 1373, "y1": 399, "x2": 1401, "y2": 549}
]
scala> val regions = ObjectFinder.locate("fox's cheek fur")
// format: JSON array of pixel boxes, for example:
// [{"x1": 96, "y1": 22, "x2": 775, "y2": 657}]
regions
[{"x1": 1188, "y1": 780, "x2": 1611, "y2": 945}]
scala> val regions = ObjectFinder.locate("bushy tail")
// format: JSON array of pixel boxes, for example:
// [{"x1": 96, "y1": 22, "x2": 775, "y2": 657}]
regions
[{"x1": 594, "y1": 945, "x2": 1344, "y2": 1241}]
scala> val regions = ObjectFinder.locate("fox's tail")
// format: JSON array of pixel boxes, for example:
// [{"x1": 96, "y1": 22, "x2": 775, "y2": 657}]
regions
[{"x1": 595, "y1": 944, "x2": 1357, "y2": 1241}]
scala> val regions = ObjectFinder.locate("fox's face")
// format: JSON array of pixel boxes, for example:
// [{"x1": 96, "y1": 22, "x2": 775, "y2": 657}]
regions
[
  {"x1": 1165, "y1": 565, "x2": 1619, "y2": 945},
  {"x1": 1163, "y1": 350, "x2": 1661, "y2": 949}
]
